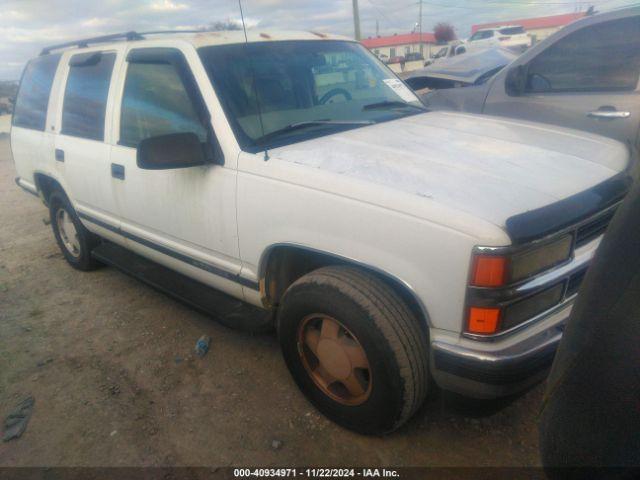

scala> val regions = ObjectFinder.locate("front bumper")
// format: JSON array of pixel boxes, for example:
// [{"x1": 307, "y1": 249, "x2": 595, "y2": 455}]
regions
[
  {"x1": 429, "y1": 215, "x2": 611, "y2": 399},
  {"x1": 430, "y1": 298, "x2": 570, "y2": 398}
]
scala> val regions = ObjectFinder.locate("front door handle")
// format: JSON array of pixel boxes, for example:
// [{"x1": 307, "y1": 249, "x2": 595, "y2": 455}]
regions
[
  {"x1": 111, "y1": 163, "x2": 125, "y2": 180},
  {"x1": 587, "y1": 110, "x2": 631, "y2": 119},
  {"x1": 55, "y1": 149, "x2": 64, "y2": 162}
]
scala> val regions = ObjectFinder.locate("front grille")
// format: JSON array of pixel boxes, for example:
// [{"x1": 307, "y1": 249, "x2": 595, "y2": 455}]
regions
[
  {"x1": 566, "y1": 268, "x2": 588, "y2": 297},
  {"x1": 575, "y1": 209, "x2": 616, "y2": 247}
]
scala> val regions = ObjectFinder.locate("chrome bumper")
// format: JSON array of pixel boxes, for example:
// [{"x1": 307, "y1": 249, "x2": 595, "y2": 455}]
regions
[
  {"x1": 430, "y1": 300, "x2": 569, "y2": 398},
  {"x1": 430, "y1": 234, "x2": 602, "y2": 399}
]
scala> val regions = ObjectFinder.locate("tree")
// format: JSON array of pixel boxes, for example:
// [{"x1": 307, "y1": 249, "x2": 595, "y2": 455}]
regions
[
  {"x1": 206, "y1": 20, "x2": 241, "y2": 31},
  {"x1": 433, "y1": 22, "x2": 456, "y2": 43}
]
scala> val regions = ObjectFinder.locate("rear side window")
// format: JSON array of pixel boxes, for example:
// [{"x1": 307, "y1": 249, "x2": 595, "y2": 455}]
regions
[
  {"x1": 119, "y1": 52, "x2": 207, "y2": 148},
  {"x1": 526, "y1": 16, "x2": 640, "y2": 93},
  {"x1": 61, "y1": 52, "x2": 116, "y2": 141},
  {"x1": 12, "y1": 54, "x2": 61, "y2": 131},
  {"x1": 499, "y1": 27, "x2": 525, "y2": 35},
  {"x1": 470, "y1": 30, "x2": 493, "y2": 41}
]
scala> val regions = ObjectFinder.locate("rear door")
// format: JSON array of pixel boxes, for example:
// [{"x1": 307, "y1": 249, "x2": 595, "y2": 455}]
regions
[
  {"x1": 483, "y1": 14, "x2": 640, "y2": 148},
  {"x1": 53, "y1": 48, "x2": 122, "y2": 239},
  {"x1": 11, "y1": 54, "x2": 61, "y2": 190}
]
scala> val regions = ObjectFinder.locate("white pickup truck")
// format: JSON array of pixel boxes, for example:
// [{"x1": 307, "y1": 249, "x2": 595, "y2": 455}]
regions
[{"x1": 11, "y1": 30, "x2": 632, "y2": 434}]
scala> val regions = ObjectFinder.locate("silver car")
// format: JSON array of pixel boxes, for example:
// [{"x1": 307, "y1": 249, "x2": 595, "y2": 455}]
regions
[{"x1": 422, "y1": 6, "x2": 640, "y2": 148}]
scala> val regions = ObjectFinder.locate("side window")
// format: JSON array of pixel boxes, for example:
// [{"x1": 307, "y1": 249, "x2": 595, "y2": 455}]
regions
[
  {"x1": 12, "y1": 54, "x2": 61, "y2": 131},
  {"x1": 120, "y1": 53, "x2": 208, "y2": 148},
  {"x1": 62, "y1": 52, "x2": 116, "y2": 141},
  {"x1": 470, "y1": 31, "x2": 490, "y2": 41},
  {"x1": 526, "y1": 16, "x2": 640, "y2": 93}
]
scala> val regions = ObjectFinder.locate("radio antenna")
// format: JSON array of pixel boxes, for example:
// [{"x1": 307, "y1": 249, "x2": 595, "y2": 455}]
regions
[{"x1": 238, "y1": 0, "x2": 269, "y2": 161}]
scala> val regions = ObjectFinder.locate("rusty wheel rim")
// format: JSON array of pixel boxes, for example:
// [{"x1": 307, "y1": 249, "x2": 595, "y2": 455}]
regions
[{"x1": 297, "y1": 314, "x2": 372, "y2": 406}]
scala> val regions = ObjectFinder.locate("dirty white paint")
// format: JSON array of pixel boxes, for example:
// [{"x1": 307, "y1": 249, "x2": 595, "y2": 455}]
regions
[
  {"x1": 268, "y1": 111, "x2": 628, "y2": 228},
  {"x1": 0, "y1": 115, "x2": 11, "y2": 135}
]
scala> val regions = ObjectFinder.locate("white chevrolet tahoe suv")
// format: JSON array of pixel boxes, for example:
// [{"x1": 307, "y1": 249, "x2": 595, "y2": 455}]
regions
[{"x1": 11, "y1": 30, "x2": 632, "y2": 434}]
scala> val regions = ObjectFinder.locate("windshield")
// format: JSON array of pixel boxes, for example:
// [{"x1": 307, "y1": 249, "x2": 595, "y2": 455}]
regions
[
  {"x1": 198, "y1": 40, "x2": 422, "y2": 151},
  {"x1": 433, "y1": 47, "x2": 448, "y2": 59}
]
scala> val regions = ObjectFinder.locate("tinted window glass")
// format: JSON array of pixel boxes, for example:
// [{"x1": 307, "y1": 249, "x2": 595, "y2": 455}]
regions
[
  {"x1": 12, "y1": 54, "x2": 61, "y2": 131},
  {"x1": 62, "y1": 52, "x2": 116, "y2": 140},
  {"x1": 120, "y1": 60, "x2": 207, "y2": 148},
  {"x1": 471, "y1": 30, "x2": 493, "y2": 41},
  {"x1": 526, "y1": 17, "x2": 640, "y2": 93},
  {"x1": 499, "y1": 26, "x2": 525, "y2": 35},
  {"x1": 199, "y1": 41, "x2": 420, "y2": 151}
]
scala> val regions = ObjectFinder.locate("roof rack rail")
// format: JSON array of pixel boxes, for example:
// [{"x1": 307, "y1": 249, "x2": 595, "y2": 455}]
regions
[
  {"x1": 39, "y1": 29, "x2": 219, "y2": 56},
  {"x1": 40, "y1": 31, "x2": 144, "y2": 55},
  {"x1": 137, "y1": 29, "x2": 205, "y2": 36}
]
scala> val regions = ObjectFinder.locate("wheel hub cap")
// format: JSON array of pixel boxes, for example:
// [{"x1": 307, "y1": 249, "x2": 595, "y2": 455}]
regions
[
  {"x1": 56, "y1": 208, "x2": 81, "y2": 258},
  {"x1": 317, "y1": 339, "x2": 351, "y2": 380},
  {"x1": 298, "y1": 315, "x2": 372, "y2": 406}
]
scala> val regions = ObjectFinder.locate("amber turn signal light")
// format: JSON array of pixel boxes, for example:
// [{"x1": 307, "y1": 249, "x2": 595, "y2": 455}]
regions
[
  {"x1": 467, "y1": 307, "x2": 501, "y2": 334},
  {"x1": 471, "y1": 255, "x2": 507, "y2": 287}
]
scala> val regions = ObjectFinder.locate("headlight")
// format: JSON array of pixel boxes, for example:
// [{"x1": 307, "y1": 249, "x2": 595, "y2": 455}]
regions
[
  {"x1": 466, "y1": 235, "x2": 574, "y2": 335},
  {"x1": 510, "y1": 235, "x2": 573, "y2": 283},
  {"x1": 471, "y1": 235, "x2": 573, "y2": 287}
]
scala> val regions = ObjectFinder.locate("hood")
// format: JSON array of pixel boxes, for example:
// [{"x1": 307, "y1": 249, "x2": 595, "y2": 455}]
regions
[
  {"x1": 405, "y1": 47, "x2": 518, "y2": 84},
  {"x1": 270, "y1": 111, "x2": 629, "y2": 233}
]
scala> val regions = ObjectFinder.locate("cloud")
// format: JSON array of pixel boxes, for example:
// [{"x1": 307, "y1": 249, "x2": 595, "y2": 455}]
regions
[
  {"x1": 0, "y1": 10, "x2": 29, "y2": 21},
  {"x1": 151, "y1": 0, "x2": 189, "y2": 11},
  {"x1": 0, "y1": 0, "x2": 636, "y2": 79},
  {"x1": 81, "y1": 17, "x2": 112, "y2": 27}
]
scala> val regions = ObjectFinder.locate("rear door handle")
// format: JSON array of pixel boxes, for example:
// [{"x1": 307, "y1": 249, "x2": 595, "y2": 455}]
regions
[
  {"x1": 587, "y1": 110, "x2": 631, "y2": 119},
  {"x1": 111, "y1": 163, "x2": 125, "y2": 180},
  {"x1": 55, "y1": 149, "x2": 64, "y2": 162}
]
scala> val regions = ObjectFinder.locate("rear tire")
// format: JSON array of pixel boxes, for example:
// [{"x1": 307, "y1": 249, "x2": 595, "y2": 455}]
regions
[
  {"x1": 277, "y1": 265, "x2": 429, "y2": 434},
  {"x1": 49, "y1": 191, "x2": 101, "y2": 271}
]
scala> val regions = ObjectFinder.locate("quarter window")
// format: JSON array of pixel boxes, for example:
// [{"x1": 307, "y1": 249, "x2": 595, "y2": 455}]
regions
[
  {"x1": 61, "y1": 52, "x2": 116, "y2": 141},
  {"x1": 120, "y1": 57, "x2": 207, "y2": 148},
  {"x1": 12, "y1": 54, "x2": 61, "y2": 131},
  {"x1": 525, "y1": 16, "x2": 640, "y2": 93}
]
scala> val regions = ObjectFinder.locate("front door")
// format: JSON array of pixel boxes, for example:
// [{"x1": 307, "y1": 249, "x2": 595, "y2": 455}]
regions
[
  {"x1": 484, "y1": 14, "x2": 640, "y2": 148},
  {"x1": 109, "y1": 46, "x2": 242, "y2": 298}
]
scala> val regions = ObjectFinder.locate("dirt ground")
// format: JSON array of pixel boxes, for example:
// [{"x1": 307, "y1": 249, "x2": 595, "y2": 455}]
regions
[{"x1": 0, "y1": 137, "x2": 543, "y2": 467}]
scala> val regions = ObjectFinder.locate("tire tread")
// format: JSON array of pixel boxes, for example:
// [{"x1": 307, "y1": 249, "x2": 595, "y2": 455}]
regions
[{"x1": 286, "y1": 265, "x2": 429, "y2": 431}]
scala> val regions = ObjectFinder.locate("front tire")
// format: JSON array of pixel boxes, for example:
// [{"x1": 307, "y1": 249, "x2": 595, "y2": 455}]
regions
[
  {"x1": 277, "y1": 266, "x2": 429, "y2": 434},
  {"x1": 49, "y1": 191, "x2": 101, "y2": 271}
]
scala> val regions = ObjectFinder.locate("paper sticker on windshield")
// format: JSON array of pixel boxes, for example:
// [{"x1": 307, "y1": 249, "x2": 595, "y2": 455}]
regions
[{"x1": 383, "y1": 78, "x2": 417, "y2": 102}]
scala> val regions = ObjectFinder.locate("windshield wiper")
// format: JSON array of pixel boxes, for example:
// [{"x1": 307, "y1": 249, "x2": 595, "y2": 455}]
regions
[
  {"x1": 255, "y1": 120, "x2": 374, "y2": 146},
  {"x1": 362, "y1": 100, "x2": 427, "y2": 112}
]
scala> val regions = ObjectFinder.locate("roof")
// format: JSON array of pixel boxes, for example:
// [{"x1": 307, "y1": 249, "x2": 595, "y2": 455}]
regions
[
  {"x1": 361, "y1": 32, "x2": 436, "y2": 49},
  {"x1": 40, "y1": 30, "x2": 353, "y2": 55},
  {"x1": 471, "y1": 12, "x2": 586, "y2": 33}
]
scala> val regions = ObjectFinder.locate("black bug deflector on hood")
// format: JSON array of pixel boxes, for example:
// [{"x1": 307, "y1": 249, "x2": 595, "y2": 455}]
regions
[{"x1": 505, "y1": 173, "x2": 633, "y2": 245}]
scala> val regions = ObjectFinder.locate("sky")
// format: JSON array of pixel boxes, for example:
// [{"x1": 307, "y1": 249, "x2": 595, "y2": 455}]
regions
[{"x1": 0, "y1": 0, "x2": 637, "y2": 80}]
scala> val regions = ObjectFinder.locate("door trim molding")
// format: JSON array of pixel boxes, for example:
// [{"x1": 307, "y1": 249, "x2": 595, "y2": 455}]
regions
[{"x1": 77, "y1": 211, "x2": 259, "y2": 290}]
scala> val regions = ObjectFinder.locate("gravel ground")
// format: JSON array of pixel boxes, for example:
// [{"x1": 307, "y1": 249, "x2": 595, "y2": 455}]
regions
[{"x1": 0, "y1": 138, "x2": 543, "y2": 467}]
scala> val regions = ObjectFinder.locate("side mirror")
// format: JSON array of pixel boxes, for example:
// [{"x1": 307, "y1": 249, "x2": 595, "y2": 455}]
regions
[
  {"x1": 505, "y1": 65, "x2": 527, "y2": 96},
  {"x1": 137, "y1": 132, "x2": 207, "y2": 170}
]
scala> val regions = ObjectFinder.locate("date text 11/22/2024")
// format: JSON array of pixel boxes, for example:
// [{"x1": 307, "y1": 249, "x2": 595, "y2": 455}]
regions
[{"x1": 233, "y1": 468, "x2": 400, "y2": 478}]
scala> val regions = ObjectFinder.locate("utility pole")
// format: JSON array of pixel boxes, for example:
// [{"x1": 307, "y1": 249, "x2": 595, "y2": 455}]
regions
[
  {"x1": 418, "y1": 0, "x2": 423, "y2": 56},
  {"x1": 352, "y1": 0, "x2": 362, "y2": 40},
  {"x1": 376, "y1": 19, "x2": 379, "y2": 37}
]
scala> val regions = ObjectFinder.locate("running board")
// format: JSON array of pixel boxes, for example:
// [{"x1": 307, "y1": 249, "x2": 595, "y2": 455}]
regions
[{"x1": 92, "y1": 242, "x2": 273, "y2": 333}]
